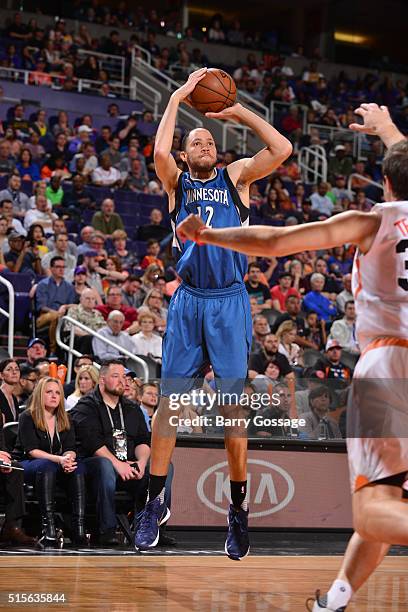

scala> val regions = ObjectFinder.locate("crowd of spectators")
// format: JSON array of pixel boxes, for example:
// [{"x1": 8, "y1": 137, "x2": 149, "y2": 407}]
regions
[{"x1": 0, "y1": 10, "x2": 407, "y2": 455}]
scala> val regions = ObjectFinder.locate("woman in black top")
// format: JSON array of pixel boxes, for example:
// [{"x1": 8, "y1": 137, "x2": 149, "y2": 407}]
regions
[
  {"x1": 15, "y1": 377, "x2": 87, "y2": 548},
  {"x1": 0, "y1": 359, "x2": 20, "y2": 423}
]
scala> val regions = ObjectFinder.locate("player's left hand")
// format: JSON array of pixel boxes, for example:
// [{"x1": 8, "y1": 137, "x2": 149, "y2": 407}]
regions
[
  {"x1": 205, "y1": 103, "x2": 243, "y2": 122},
  {"x1": 177, "y1": 214, "x2": 205, "y2": 243}
]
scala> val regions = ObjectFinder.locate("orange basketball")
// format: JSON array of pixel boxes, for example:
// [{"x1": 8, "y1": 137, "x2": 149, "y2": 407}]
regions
[{"x1": 190, "y1": 68, "x2": 237, "y2": 114}]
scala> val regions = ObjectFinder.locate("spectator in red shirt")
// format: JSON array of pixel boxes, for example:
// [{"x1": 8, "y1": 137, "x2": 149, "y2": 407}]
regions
[
  {"x1": 95, "y1": 286, "x2": 137, "y2": 330},
  {"x1": 140, "y1": 239, "x2": 164, "y2": 271},
  {"x1": 270, "y1": 272, "x2": 300, "y2": 312},
  {"x1": 281, "y1": 105, "x2": 302, "y2": 143}
]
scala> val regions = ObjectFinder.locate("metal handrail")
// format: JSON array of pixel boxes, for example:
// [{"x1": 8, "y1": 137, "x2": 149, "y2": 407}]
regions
[
  {"x1": 56, "y1": 315, "x2": 149, "y2": 383},
  {"x1": 221, "y1": 123, "x2": 250, "y2": 155},
  {"x1": 270, "y1": 101, "x2": 309, "y2": 133},
  {"x1": 238, "y1": 90, "x2": 270, "y2": 123},
  {"x1": 298, "y1": 145, "x2": 328, "y2": 184},
  {"x1": 0, "y1": 66, "x2": 129, "y2": 97},
  {"x1": 133, "y1": 56, "x2": 182, "y2": 92},
  {"x1": 130, "y1": 76, "x2": 162, "y2": 120},
  {"x1": 178, "y1": 106, "x2": 203, "y2": 130},
  {"x1": 77, "y1": 49, "x2": 126, "y2": 85},
  {"x1": 347, "y1": 173, "x2": 383, "y2": 192},
  {"x1": 0, "y1": 276, "x2": 14, "y2": 358},
  {"x1": 130, "y1": 45, "x2": 152, "y2": 66}
]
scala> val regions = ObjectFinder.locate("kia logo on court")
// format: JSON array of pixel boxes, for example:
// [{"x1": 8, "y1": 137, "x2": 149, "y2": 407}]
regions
[{"x1": 196, "y1": 459, "x2": 295, "y2": 517}]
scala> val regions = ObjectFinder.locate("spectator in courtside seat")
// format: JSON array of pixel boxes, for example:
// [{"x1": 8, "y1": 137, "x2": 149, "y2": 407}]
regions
[
  {"x1": 300, "y1": 385, "x2": 342, "y2": 440},
  {"x1": 71, "y1": 359, "x2": 150, "y2": 546},
  {"x1": 0, "y1": 424, "x2": 37, "y2": 547},
  {"x1": 0, "y1": 359, "x2": 21, "y2": 422}
]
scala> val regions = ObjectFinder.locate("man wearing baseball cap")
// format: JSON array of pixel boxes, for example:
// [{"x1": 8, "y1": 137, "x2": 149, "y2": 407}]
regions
[
  {"x1": 20, "y1": 338, "x2": 47, "y2": 369},
  {"x1": 313, "y1": 338, "x2": 352, "y2": 389},
  {"x1": 328, "y1": 144, "x2": 353, "y2": 182}
]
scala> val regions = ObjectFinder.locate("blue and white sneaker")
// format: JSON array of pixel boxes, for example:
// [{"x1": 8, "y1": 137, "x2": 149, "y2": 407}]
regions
[
  {"x1": 225, "y1": 504, "x2": 250, "y2": 560},
  {"x1": 306, "y1": 591, "x2": 347, "y2": 611},
  {"x1": 134, "y1": 496, "x2": 170, "y2": 551}
]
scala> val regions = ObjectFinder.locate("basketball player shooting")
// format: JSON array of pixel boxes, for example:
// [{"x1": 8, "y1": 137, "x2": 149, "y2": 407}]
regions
[
  {"x1": 134, "y1": 68, "x2": 293, "y2": 559},
  {"x1": 178, "y1": 103, "x2": 408, "y2": 610}
]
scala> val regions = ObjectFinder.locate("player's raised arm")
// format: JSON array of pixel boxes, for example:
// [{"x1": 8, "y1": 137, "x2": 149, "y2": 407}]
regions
[
  {"x1": 154, "y1": 68, "x2": 208, "y2": 195},
  {"x1": 349, "y1": 103, "x2": 405, "y2": 148},
  {"x1": 205, "y1": 103, "x2": 293, "y2": 184},
  {"x1": 177, "y1": 210, "x2": 381, "y2": 257}
]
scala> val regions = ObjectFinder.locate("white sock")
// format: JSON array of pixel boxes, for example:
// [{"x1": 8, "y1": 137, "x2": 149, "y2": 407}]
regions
[{"x1": 327, "y1": 579, "x2": 353, "y2": 609}]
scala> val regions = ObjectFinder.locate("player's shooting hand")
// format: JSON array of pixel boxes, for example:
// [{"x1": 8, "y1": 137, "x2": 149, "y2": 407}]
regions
[
  {"x1": 173, "y1": 68, "x2": 208, "y2": 104},
  {"x1": 177, "y1": 214, "x2": 205, "y2": 243},
  {"x1": 205, "y1": 103, "x2": 243, "y2": 122},
  {"x1": 349, "y1": 103, "x2": 393, "y2": 135}
]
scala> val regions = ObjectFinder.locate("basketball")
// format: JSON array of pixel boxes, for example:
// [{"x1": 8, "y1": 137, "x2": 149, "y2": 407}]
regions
[{"x1": 190, "y1": 68, "x2": 237, "y2": 114}]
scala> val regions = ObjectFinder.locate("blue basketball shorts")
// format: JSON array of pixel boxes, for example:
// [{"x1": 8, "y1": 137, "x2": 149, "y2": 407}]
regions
[{"x1": 161, "y1": 282, "x2": 252, "y2": 396}]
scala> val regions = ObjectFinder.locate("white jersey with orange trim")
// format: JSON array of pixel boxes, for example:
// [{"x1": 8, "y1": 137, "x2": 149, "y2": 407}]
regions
[{"x1": 352, "y1": 201, "x2": 408, "y2": 350}]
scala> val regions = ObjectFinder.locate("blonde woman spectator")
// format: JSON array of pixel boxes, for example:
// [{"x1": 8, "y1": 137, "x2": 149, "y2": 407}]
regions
[
  {"x1": 66, "y1": 365, "x2": 99, "y2": 410},
  {"x1": 140, "y1": 263, "x2": 162, "y2": 294},
  {"x1": 276, "y1": 320, "x2": 303, "y2": 367},
  {"x1": 137, "y1": 289, "x2": 168, "y2": 334}
]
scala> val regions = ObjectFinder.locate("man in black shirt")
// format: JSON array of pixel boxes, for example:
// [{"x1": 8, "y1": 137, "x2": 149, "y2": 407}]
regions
[
  {"x1": 248, "y1": 333, "x2": 293, "y2": 382},
  {"x1": 136, "y1": 208, "x2": 170, "y2": 243},
  {"x1": 0, "y1": 428, "x2": 36, "y2": 546},
  {"x1": 72, "y1": 359, "x2": 150, "y2": 545}
]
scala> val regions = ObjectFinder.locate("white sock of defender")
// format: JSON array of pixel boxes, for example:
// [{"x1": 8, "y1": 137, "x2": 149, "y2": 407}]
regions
[{"x1": 326, "y1": 579, "x2": 353, "y2": 609}]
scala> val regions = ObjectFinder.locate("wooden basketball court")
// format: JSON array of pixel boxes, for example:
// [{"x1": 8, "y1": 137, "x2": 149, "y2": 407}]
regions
[{"x1": 0, "y1": 555, "x2": 406, "y2": 611}]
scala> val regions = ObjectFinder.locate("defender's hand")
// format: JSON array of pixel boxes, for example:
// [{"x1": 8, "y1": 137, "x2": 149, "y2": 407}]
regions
[
  {"x1": 177, "y1": 214, "x2": 206, "y2": 243},
  {"x1": 205, "y1": 103, "x2": 244, "y2": 122},
  {"x1": 349, "y1": 103, "x2": 394, "y2": 135},
  {"x1": 172, "y1": 68, "x2": 208, "y2": 105}
]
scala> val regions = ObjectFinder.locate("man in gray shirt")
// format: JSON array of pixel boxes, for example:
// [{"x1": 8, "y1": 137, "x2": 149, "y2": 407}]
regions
[
  {"x1": 0, "y1": 174, "x2": 31, "y2": 219},
  {"x1": 92, "y1": 310, "x2": 135, "y2": 361}
]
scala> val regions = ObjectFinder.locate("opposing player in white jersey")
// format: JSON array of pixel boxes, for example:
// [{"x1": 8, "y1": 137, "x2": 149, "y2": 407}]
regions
[{"x1": 177, "y1": 103, "x2": 408, "y2": 611}]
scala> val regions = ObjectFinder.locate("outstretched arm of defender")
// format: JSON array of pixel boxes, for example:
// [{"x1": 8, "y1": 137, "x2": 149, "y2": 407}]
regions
[
  {"x1": 349, "y1": 103, "x2": 405, "y2": 148},
  {"x1": 205, "y1": 103, "x2": 293, "y2": 183},
  {"x1": 177, "y1": 210, "x2": 381, "y2": 257},
  {"x1": 154, "y1": 68, "x2": 207, "y2": 192}
]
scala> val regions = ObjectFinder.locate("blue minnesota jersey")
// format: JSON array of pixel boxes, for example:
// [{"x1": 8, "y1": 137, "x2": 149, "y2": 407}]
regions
[{"x1": 171, "y1": 167, "x2": 249, "y2": 289}]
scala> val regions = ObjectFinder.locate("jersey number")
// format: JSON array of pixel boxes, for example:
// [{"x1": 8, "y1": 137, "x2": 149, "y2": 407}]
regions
[
  {"x1": 201, "y1": 205, "x2": 214, "y2": 227},
  {"x1": 396, "y1": 239, "x2": 408, "y2": 291}
]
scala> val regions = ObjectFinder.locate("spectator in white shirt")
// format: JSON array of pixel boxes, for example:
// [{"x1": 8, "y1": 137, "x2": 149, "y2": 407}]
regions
[
  {"x1": 130, "y1": 312, "x2": 162, "y2": 360},
  {"x1": 92, "y1": 310, "x2": 135, "y2": 361},
  {"x1": 0, "y1": 199, "x2": 26, "y2": 236},
  {"x1": 92, "y1": 153, "x2": 121, "y2": 187},
  {"x1": 310, "y1": 182, "x2": 334, "y2": 218},
  {"x1": 336, "y1": 274, "x2": 353, "y2": 314},
  {"x1": 24, "y1": 195, "x2": 57, "y2": 232},
  {"x1": 329, "y1": 300, "x2": 359, "y2": 354}
]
